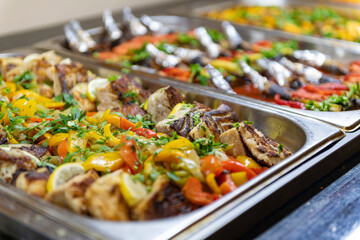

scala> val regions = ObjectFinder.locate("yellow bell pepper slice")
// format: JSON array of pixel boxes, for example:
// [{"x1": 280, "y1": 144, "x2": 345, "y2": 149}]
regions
[
  {"x1": 236, "y1": 155, "x2": 261, "y2": 169},
  {"x1": 153, "y1": 149, "x2": 186, "y2": 162},
  {"x1": 44, "y1": 102, "x2": 66, "y2": 109},
  {"x1": 12, "y1": 90, "x2": 54, "y2": 103},
  {"x1": 103, "y1": 123, "x2": 122, "y2": 147},
  {"x1": 82, "y1": 151, "x2": 124, "y2": 172},
  {"x1": 48, "y1": 133, "x2": 69, "y2": 146},
  {"x1": 163, "y1": 137, "x2": 193, "y2": 150},
  {"x1": 230, "y1": 172, "x2": 248, "y2": 186},
  {"x1": 9, "y1": 137, "x2": 19, "y2": 144},
  {"x1": 68, "y1": 130, "x2": 88, "y2": 153},
  {"x1": 210, "y1": 59, "x2": 242, "y2": 75},
  {"x1": 206, "y1": 173, "x2": 221, "y2": 194},
  {"x1": 12, "y1": 98, "x2": 36, "y2": 117},
  {"x1": 99, "y1": 109, "x2": 110, "y2": 122},
  {"x1": 43, "y1": 133, "x2": 53, "y2": 140}
]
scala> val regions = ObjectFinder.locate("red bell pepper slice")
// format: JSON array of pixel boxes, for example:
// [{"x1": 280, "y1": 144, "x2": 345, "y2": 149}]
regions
[
  {"x1": 221, "y1": 159, "x2": 257, "y2": 180},
  {"x1": 182, "y1": 177, "x2": 214, "y2": 206},
  {"x1": 132, "y1": 128, "x2": 157, "y2": 139},
  {"x1": 274, "y1": 94, "x2": 306, "y2": 109},
  {"x1": 217, "y1": 173, "x2": 237, "y2": 195},
  {"x1": 200, "y1": 154, "x2": 224, "y2": 177}
]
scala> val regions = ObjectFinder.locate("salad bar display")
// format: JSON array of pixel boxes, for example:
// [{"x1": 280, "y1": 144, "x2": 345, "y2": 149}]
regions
[
  {"x1": 206, "y1": 5, "x2": 360, "y2": 42},
  {"x1": 2, "y1": 1, "x2": 360, "y2": 240}
]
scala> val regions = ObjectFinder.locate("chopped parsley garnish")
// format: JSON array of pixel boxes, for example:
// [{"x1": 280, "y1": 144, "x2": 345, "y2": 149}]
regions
[
  {"x1": 278, "y1": 144, "x2": 284, "y2": 154},
  {"x1": 243, "y1": 120, "x2": 254, "y2": 124},
  {"x1": 192, "y1": 112, "x2": 201, "y2": 126},
  {"x1": 12, "y1": 71, "x2": 36, "y2": 89}
]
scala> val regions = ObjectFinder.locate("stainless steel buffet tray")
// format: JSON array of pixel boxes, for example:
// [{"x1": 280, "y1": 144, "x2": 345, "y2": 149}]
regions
[
  {"x1": 0, "y1": 49, "x2": 344, "y2": 240},
  {"x1": 34, "y1": 15, "x2": 360, "y2": 132},
  {"x1": 167, "y1": 0, "x2": 360, "y2": 52}
]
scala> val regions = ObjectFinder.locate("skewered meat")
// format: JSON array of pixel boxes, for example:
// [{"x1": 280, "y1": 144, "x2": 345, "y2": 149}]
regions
[
  {"x1": 85, "y1": 170, "x2": 130, "y2": 220},
  {"x1": 147, "y1": 86, "x2": 184, "y2": 123},
  {"x1": 0, "y1": 148, "x2": 37, "y2": 183},
  {"x1": 238, "y1": 122, "x2": 292, "y2": 166},
  {"x1": 96, "y1": 83, "x2": 122, "y2": 111},
  {"x1": 46, "y1": 170, "x2": 99, "y2": 214},
  {"x1": 132, "y1": 176, "x2": 194, "y2": 220},
  {"x1": 14, "y1": 167, "x2": 51, "y2": 198}
]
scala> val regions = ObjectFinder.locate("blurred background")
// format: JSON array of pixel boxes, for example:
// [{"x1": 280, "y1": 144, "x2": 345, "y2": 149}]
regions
[{"x1": 0, "y1": 0, "x2": 174, "y2": 37}]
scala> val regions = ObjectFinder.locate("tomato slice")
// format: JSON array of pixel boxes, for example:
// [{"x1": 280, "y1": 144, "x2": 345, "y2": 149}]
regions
[
  {"x1": 57, "y1": 139, "x2": 68, "y2": 161},
  {"x1": 120, "y1": 138, "x2": 142, "y2": 174}
]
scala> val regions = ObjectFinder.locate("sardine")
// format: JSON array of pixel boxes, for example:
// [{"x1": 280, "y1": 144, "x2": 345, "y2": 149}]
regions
[
  {"x1": 238, "y1": 60, "x2": 268, "y2": 92},
  {"x1": 145, "y1": 43, "x2": 180, "y2": 68},
  {"x1": 194, "y1": 27, "x2": 221, "y2": 59},
  {"x1": 292, "y1": 50, "x2": 348, "y2": 75},
  {"x1": 140, "y1": 15, "x2": 170, "y2": 35},
  {"x1": 103, "y1": 9, "x2": 122, "y2": 42},
  {"x1": 293, "y1": 50, "x2": 328, "y2": 67},
  {"x1": 279, "y1": 57, "x2": 340, "y2": 85},
  {"x1": 64, "y1": 24, "x2": 89, "y2": 53},
  {"x1": 162, "y1": 43, "x2": 205, "y2": 64},
  {"x1": 221, "y1": 21, "x2": 249, "y2": 50},
  {"x1": 204, "y1": 64, "x2": 236, "y2": 94},
  {"x1": 122, "y1": 7, "x2": 147, "y2": 37},
  {"x1": 69, "y1": 20, "x2": 96, "y2": 49},
  {"x1": 256, "y1": 58, "x2": 291, "y2": 86}
]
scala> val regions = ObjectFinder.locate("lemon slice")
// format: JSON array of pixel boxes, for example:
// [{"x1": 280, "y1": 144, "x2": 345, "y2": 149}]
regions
[
  {"x1": 119, "y1": 172, "x2": 147, "y2": 207},
  {"x1": 46, "y1": 163, "x2": 85, "y2": 192},
  {"x1": 87, "y1": 78, "x2": 109, "y2": 102}
]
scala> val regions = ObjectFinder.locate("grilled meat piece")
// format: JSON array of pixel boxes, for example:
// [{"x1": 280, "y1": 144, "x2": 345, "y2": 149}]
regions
[
  {"x1": 147, "y1": 86, "x2": 184, "y2": 123},
  {"x1": 85, "y1": 170, "x2": 130, "y2": 221},
  {"x1": 0, "y1": 125, "x2": 9, "y2": 144},
  {"x1": 46, "y1": 170, "x2": 99, "y2": 214},
  {"x1": 0, "y1": 57, "x2": 23, "y2": 81},
  {"x1": 238, "y1": 122, "x2": 292, "y2": 166},
  {"x1": 110, "y1": 75, "x2": 151, "y2": 103},
  {"x1": 14, "y1": 167, "x2": 51, "y2": 198},
  {"x1": 0, "y1": 148, "x2": 37, "y2": 183},
  {"x1": 115, "y1": 102, "x2": 146, "y2": 116},
  {"x1": 132, "y1": 176, "x2": 194, "y2": 220},
  {"x1": 220, "y1": 127, "x2": 246, "y2": 157},
  {"x1": 8, "y1": 144, "x2": 49, "y2": 159},
  {"x1": 157, "y1": 102, "x2": 239, "y2": 141},
  {"x1": 96, "y1": 83, "x2": 121, "y2": 111},
  {"x1": 47, "y1": 61, "x2": 90, "y2": 96},
  {"x1": 71, "y1": 83, "x2": 97, "y2": 112}
]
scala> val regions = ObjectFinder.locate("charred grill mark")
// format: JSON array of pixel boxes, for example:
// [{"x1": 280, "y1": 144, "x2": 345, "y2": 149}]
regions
[
  {"x1": 13, "y1": 145, "x2": 48, "y2": 159},
  {"x1": 0, "y1": 149, "x2": 36, "y2": 170},
  {"x1": 56, "y1": 64, "x2": 69, "y2": 93},
  {"x1": 164, "y1": 86, "x2": 184, "y2": 109},
  {"x1": 142, "y1": 183, "x2": 194, "y2": 220},
  {"x1": 24, "y1": 170, "x2": 51, "y2": 182}
]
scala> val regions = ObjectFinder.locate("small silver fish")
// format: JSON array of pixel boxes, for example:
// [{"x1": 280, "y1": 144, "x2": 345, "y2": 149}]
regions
[
  {"x1": 256, "y1": 58, "x2": 292, "y2": 86},
  {"x1": 103, "y1": 9, "x2": 122, "y2": 42},
  {"x1": 69, "y1": 20, "x2": 96, "y2": 49},
  {"x1": 162, "y1": 43, "x2": 205, "y2": 63},
  {"x1": 293, "y1": 50, "x2": 329, "y2": 67},
  {"x1": 140, "y1": 15, "x2": 170, "y2": 35},
  {"x1": 204, "y1": 64, "x2": 236, "y2": 94},
  {"x1": 64, "y1": 24, "x2": 89, "y2": 53},
  {"x1": 221, "y1": 21, "x2": 243, "y2": 49},
  {"x1": 194, "y1": 27, "x2": 220, "y2": 59},
  {"x1": 238, "y1": 60, "x2": 268, "y2": 92},
  {"x1": 279, "y1": 57, "x2": 322, "y2": 84},
  {"x1": 122, "y1": 7, "x2": 147, "y2": 37},
  {"x1": 145, "y1": 43, "x2": 180, "y2": 68}
]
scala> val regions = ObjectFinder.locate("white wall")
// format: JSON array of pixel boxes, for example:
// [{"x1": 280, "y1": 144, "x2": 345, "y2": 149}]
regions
[{"x1": 0, "y1": 0, "x2": 174, "y2": 37}]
